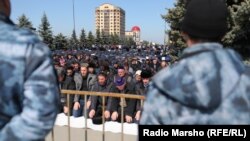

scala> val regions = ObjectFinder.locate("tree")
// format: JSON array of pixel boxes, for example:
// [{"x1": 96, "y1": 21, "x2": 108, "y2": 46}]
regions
[
  {"x1": 163, "y1": 0, "x2": 250, "y2": 59},
  {"x1": 79, "y1": 28, "x2": 87, "y2": 48},
  {"x1": 162, "y1": 0, "x2": 186, "y2": 50},
  {"x1": 112, "y1": 34, "x2": 121, "y2": 45},
  {"x1": 95, "y1": 29, "x2": 104, "y2": 46},
  {"x1": 142, "y1": 40, "x2": 149, "y2": 46},
  {"x1": 69, "y1": 30, "x2": 79, "y2": 50},
  {"x1": 53, "y1": 33, "x2": 68, "y2": 50},
  {"x1": 223, "y1": 0, "x2": 250, "y2": 58},
  {"x1": 124, "y1": 37, "x2": 136, "y2": 47},
  {"x1": 38, "y1": 13, "x2": 54, "y2": 49},
  {"x1": 17, "y1": 14, "x2": 34, "y2": 29},
  {"x1": 87, "y1": 31, "x2": 95, "y2": 47},
  {"x1": 110, "y1": 34, "x2": 115, "y2": 45},
  {"x1": 102, "y1": 34, "x2": 110, "y2": 45}
]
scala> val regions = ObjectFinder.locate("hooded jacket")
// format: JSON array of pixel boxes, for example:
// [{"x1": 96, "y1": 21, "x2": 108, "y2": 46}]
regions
[
  {"x1": 140, "y1": 43, "x2": 250, "y2": 124},
  {"x1": 0, "y1": 14, "x2": 59, "y2": 140}
]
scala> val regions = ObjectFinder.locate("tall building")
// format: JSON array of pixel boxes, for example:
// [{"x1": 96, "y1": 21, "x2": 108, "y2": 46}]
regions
[
  {"x1": 95, "y1": 3, "x2": 125, "y2": 39},
  {"x1": 125, "y1": 26, "x2": 141, "y2": 45}
]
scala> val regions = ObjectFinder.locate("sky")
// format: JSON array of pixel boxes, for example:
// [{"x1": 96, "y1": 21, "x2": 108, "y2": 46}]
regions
[{"x1": 10, "y1": 0, "x2": 175, "y2": 44}]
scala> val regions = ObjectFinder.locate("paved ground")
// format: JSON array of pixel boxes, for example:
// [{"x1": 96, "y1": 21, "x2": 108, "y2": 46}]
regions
[{"x1": 46, "y1": 126, "x2": 137, "y2": 141}]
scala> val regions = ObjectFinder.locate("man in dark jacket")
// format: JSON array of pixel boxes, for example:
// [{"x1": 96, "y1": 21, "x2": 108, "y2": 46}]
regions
[
  {"x1": 150, "y1": 57, "x2": 160, "y2": 74},
  {"x1": 89, "y1": 72, "x2": 113, "y2": 124},
  {"x1": 62, "y1": 66, "x2": 76, "y2": 115},
  {"x1": 135, "y1": 69, "x2": 152, "y2": 123},
  {"x1": 140, "y1": 0, "x2": 250, "y2": 125},
  {"x1": 110, "y1": 77, "x2": 136, "y2": 123}
]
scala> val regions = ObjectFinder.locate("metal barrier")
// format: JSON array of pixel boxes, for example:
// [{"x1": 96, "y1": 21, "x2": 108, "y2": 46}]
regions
[{"x1": 51, "y1": 90, "x2": 145, "y2": 141}]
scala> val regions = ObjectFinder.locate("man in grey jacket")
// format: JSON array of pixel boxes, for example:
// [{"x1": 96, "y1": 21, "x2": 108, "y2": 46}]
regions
[
  {"x1": 0, "y1": 0, "x2": 60, "y2": 140},
  {"x1": 73, "y1": 64, "x2": 96, "y2": 117},
  {"x1": 89, "y1": 72, "x2": 113, "y2": 124},
  {"x1": 140, "y1": 0, "x2": 250, "y2": 125}
]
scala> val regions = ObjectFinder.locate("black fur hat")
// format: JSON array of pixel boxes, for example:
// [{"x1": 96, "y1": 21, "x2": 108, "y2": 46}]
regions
[{"x1": 141, "y1": 69, "x2": 152, "y2": 78}]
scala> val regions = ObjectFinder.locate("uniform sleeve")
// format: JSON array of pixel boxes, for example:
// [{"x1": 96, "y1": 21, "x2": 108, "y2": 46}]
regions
[
  {"x1": 0, "y1": 43, "x2": 60, "y2": 141},
  {"x1": 139, "y1": 83, "x2": 172, "y2": 125}
]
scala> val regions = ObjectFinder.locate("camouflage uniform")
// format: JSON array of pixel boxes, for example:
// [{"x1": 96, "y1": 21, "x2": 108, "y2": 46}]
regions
[
  {"x1": 140, "y1": 43, "x2": 250, "y2": 125},
  {"x1": 0, "y1": 14, "x2": 59, "y2": 140}
]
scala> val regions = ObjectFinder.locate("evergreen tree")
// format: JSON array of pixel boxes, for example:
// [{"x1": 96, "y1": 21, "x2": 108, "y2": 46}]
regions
[
  {"x1": 17, "y1": 14, "x2": 33, "y2": 29},
  {"x1": 223, "y1": 0, "x2": 250, "y2": 58},
  {"x1": 95, "y1": 30, "x2": 104, "y2": 46},
  {"x1": 38, "y1": 13, "x2": 54, "y2": 49},
  {"x1": 102, "y1": 34, "x2": 111, "y2": 45},
  {"x1": 163, "y1": 0, "x2": 250, "y2": 58},
  {"x1": 124, "y1": 37, "x2": 136, "y2": 47},
  {"x1": 110, "y1": 34, "x2": 115, "y2": 45},
  {"x1": 53, "y1": 33, "x2": 69, "y2": 50},
  {"x1": 87, "y1": 31, "x2": 95, "y2": 47},
  {"x1": 113, "y1": 34, "x2": 120, "y2": 45},
  {"x1": 79, "y1": 28, "x2": 87, "y2": 48},
  {"x1": 162, "y1": 0, "x2": 186, "y2": 50},
  {"x1": 69, "y1": 30, "x2": 79, "y2": 49},
  {"x1": 142, "y1": 40, "x2": 149, "y2": 46}
]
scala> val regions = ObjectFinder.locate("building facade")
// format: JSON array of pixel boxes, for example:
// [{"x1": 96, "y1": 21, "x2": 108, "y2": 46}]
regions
[
  {"x1": 125, "y1": 26, "x2": 141, "y2": 45},
  {"x1": 95, "y1": 4, "x2": 125, "y2": 39}
]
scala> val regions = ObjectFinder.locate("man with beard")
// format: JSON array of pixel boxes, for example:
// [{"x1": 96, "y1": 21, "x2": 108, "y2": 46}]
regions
[
  {"x1": 88, "y1": 72, "x2": 113, "y2": 124},
  {"x1": 61, "y1": 66, "x2": 76, "y2": 115},
  {"x1": 110, "y1": 77, "x2": 136, "y2": 123},
  {"x1": 73, "y1": 64, "x2": 96, "y2": 117}
]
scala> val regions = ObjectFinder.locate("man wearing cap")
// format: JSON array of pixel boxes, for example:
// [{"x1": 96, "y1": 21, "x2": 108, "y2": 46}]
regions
[
  {"x1": 140, "y1": 0, "x2": 250, "y2": 124},
  {"x1": 132, "y1": 70, "x2": 142, "y2": 85},
  {"x1": 0, "y1": 0, "x2": 59, "y2": 140},
  {"x1": 150, "y1": 57, "x2": 160, "y2": 74},
  {"x1": 135, "y1": 69, "x2": 152, "y2": 123},
  {"x1": 131, "y1": 57, "x2": 141, "y2": 73},
  {"x1": 110, "y1": 77, "x2": 137, "y2": 123},
  {"x1": 115, "y1": 65, "x2": 133, "y2": 85},
  {"x1": 159, "y1": 56, "x2": 168, "y2": 70}
]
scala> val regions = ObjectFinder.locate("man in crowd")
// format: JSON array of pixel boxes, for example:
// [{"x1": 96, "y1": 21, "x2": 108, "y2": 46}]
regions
[
  {"x1": 133, "y1": 70, "x2": 142, "y2": 85},
  {"x1": 135, "y1": 69, "x2": 152, "y2": 123},
  {"x1": 0, "y1": 0, "x2": 59, "y2": 140},
  {"x1": 88, "y1": 72, "x2": 113, "y2": 124},
  {"x1": 61, "y1": 66, "x2": 76, "y2": 115},
  {"x1": 130, "y1": 57, "x2": 141, "y2": 73},
  {"x1": 73, "y1": 64, "x2": 96, "y2": 117},
  {"x1": 140, "y1": 0, "x2": 250, "y2": 124},
  {"x1": 116, "y1": 66, "x2": 133, "y2": 84},
  {"x1": 110, "y1": 77, "x2": 136, "y2": 123},
  {"x1": 150, "y1": 57, "x2": 160, "y2": 74}
]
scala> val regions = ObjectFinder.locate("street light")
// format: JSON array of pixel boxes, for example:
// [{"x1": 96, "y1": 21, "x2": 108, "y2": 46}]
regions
[
  {"x1": 72, "y1": 0, "x2": 76, "y2": 32},
  {"x1": 72, "y1": 0, "x2": 76, "y2": 50}
]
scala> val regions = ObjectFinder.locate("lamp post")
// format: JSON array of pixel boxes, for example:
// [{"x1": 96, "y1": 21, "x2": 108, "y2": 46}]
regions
[
  {"x1": 72, "y1": 0, "x2": 76, "y2": 50},
  {"x1": 72, "y1": 0, "x2": 76, "y2": 32}
]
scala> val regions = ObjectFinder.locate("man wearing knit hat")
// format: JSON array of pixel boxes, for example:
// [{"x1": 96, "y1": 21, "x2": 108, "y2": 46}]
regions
[
  {"x1": 0, "y1": 0, "x2": 59, "y2": 140},
  {"x1": 140, "y1": 0, "x2": 250, "y2": 124},
  {"x1": 110, "y1": 77, "x2": 137, "y2": 123}
]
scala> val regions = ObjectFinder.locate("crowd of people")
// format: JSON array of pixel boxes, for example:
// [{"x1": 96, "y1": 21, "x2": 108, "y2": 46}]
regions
[{"x1": 52, "y1": 47, "x2": 172, "y2": 124}]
